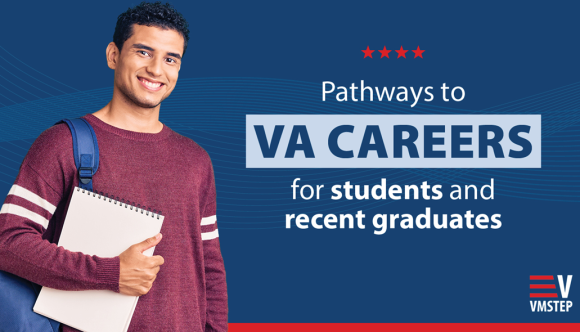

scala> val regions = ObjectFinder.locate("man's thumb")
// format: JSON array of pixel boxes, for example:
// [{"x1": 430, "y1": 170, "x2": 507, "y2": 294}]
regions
[{"x1": 134, "y1": 233, "x2": 162, "y2": 253}]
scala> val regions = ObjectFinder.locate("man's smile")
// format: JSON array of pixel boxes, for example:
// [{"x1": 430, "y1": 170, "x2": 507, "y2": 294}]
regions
[{"x1": 138, "y1": 77, "x2": 164, "y2": 91}]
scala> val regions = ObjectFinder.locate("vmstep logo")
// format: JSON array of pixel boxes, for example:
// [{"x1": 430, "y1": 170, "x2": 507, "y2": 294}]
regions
[{"x1": 530, "y1": 275, "x2": 573, "y2": 312}]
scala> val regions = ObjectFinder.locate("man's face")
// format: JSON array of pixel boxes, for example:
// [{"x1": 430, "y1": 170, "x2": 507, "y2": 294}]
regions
[{"x1": 112, "y1": 24, "x2": 184, "y2": 109}]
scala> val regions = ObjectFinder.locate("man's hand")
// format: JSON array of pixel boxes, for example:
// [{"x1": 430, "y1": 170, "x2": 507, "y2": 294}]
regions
[{"x1": 119, "y1": 233, "x2": 164, "y2": 296}]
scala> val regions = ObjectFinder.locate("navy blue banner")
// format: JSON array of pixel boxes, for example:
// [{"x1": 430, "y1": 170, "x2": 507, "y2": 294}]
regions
[{"x1": 0, "y1": 0, "x2": 579, "y2": 323}]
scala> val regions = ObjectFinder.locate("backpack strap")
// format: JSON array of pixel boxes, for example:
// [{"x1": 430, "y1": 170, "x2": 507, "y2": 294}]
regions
[{"x1": 56, "y1": 118, "x2": 100, "y2": 192}]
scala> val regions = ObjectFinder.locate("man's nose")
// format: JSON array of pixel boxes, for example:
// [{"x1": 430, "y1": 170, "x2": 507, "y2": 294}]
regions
[{"x1": 146, "y1": 57, "x2": 163, "y2": 77}]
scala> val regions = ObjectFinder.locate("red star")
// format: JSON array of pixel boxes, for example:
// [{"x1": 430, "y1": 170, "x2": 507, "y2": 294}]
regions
[
  {"x1": 362, "y1": 46, "x2": 375, "y2": 58},
  {"x1": 395, "y1": 46, "x2": 408, "y2": 58},
  {"x1": 412, "y1": 46, "x2": 425, "y2": 58},
  {"x1": 378, "y1": 46, "x2": 391, "y2": 58}
]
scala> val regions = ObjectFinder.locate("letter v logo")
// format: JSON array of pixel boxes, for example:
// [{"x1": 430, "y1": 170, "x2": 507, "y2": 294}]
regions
[
  {"x1": 254, "y1": 125, "x2": 284, "y2": 158},
  {"x1": 557, "y1": 275, "x2": 573, "y2": 298}
]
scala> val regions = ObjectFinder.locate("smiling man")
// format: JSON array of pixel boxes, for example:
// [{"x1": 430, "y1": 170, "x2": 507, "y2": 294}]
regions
[{"x1": 0, "y1": 2, "x2": 227, "y2": 331}]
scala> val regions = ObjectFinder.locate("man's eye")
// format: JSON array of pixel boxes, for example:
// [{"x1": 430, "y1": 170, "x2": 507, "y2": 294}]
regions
[
  {"x1": 139, "y1": 50, "x2": 150, "y2": 56},
  {"x1": 166, "y1": 58, "x2": 176, "y2": 63}
]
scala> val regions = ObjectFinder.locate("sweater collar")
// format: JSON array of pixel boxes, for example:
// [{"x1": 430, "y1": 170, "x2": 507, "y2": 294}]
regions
[{"x1": 82, "y1": 114, "x2": 172, "y2": 142}]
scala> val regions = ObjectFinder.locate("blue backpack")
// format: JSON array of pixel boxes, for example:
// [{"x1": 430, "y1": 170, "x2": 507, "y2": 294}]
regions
[{"x1": 0, "y1": 118, "x2": 99, "y2": 332}]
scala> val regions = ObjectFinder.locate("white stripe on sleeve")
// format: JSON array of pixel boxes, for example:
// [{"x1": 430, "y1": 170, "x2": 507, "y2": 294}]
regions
[
  {"x1": 201, "y1": 215, "x2": 217, "y2": 226},
  {"x1": 201, "y1": 229, "x2": 219, "y2": 241},
  {"x1": 8, "y1": 184, "x2": 57, "y2": 214},
  {"x1": 0, "y1": 203, "x2": 49, "y2": 228}
]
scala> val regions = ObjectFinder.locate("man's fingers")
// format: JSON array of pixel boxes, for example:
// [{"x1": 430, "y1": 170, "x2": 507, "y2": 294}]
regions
[
  {"x1": 132, "y1": 233, "x2": 162, "y2": 253},
  {"x1": 150, "y1": 255, "x2": 165, "y2": 267}
]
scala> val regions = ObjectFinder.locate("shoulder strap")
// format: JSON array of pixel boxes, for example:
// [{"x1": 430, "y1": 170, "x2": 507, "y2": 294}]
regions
[{"x1": 56, "y1": 118, "x2": 100, "y2": 191}]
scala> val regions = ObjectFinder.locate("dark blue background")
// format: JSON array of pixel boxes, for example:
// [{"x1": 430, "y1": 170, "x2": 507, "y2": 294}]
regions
[{"x1": 0, "y1": 0, "x2": 579, "y2": 323}]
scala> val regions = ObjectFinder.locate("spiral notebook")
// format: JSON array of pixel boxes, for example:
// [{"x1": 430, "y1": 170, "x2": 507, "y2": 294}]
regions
[{"x1": 33, "y1": 187, "x2": 164, "y2": 332}]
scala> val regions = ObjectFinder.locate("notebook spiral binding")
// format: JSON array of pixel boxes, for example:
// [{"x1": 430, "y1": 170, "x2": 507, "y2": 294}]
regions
[{"x1": 76, "y1": 187, "x2": 161, "y2": 220}]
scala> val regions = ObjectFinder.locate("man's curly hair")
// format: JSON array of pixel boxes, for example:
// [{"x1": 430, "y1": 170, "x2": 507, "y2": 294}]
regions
[{"x1": 113, "y1": 2, "x2": 190, "y2": 55}]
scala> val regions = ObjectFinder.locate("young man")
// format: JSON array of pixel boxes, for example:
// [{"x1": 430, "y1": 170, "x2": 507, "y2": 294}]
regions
[{"x1": 0, "y1": 2, "x2": 228, "y2": 331}]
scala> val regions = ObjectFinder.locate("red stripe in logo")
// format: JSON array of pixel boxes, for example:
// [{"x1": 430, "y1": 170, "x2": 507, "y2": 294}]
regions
[
  {"x1": 530, "y1": 284, "x2": 556, "y2": 289},
  {"x1": 530, "y1": 275, "x2": 554, "y2": 280}
]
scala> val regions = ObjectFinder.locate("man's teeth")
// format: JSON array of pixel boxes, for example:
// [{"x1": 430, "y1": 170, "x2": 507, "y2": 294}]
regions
[{"x1": 142, "y1": 79, "x2": 161, "y2": 88}]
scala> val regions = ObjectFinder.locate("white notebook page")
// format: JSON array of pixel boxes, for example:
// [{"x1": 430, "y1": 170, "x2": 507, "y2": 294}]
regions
[{"x1": 34, "y1": 187, "x2": 164, "y2": 332}]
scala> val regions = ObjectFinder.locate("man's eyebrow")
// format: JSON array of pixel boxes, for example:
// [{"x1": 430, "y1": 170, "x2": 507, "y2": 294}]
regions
[
  {"x1": 132, "y1": 43, "x2": 154, "y2": 52},
  {"x1": 167, "y1": 52, "x2": 182, "y2": 60}
]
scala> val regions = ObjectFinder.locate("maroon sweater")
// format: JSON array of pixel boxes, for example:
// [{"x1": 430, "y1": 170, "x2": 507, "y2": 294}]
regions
[{"x1": 0, "y1": 114, "x2": 228, "y2": 331}]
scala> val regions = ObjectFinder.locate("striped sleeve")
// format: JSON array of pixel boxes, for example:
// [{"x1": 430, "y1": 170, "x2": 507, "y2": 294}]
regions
[
  {"x1": 0, "y1": 160, "x2": 119, "y2": 292},
  {"x1": 200, "y1": 160, "x2": 228, "y2": 332},
  {"x1": 201, "y1": 215, "x2": 218, "y2": 240},
  {"x1": 1, "y1": 184, "x2": 56, "y2": 229}
]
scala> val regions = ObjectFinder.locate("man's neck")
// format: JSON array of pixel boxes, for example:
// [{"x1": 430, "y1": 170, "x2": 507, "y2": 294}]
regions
[{"x1": 93, "y1": 97, "x2": 164, "y2": 134}]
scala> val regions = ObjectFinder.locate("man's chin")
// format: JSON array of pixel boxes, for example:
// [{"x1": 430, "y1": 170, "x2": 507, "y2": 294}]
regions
[
  {"x1": 133, "y1": 99, "x2": 162, "y2": 109},
  {"x1": 127, "y1": 94, "x2": 163, "y2": 109},
  {"x1": 117, "y1": 84, "x2": 164, "y2": 109}
]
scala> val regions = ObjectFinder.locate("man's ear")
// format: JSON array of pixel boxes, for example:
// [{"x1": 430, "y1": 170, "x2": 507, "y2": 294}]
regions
[{"x1": 106, "y1": 42, "x2": 120, "y2": 70}]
